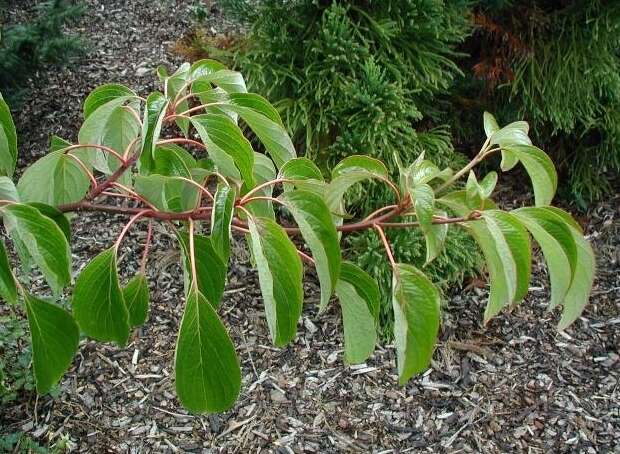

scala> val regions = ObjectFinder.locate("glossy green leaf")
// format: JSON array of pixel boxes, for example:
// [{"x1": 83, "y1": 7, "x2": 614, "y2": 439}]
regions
[
  {"x1": 484, "y1": 210, "x2": 532, "y2": 303},
  {"x1": 0, "y1": 240, "x2": 17, "y2": 304},
  {"x1": 190, "y1": 59, "x2": 227, "y2": 79},
  {"x1": 438, "y1": 192, "x2": 511, "y2": 323},
  {"x1": 411, "y1": 183, "x2": 442, "y2": 264},
  {"x1": 248, "y1": 216, "x2": 303, "y2": 346},
  {"x1": 175, "y1": 286, "x2": 241, "y2": 413},
  {"x1": 0, "y1": 93, "x2": 17, "y2": 177},
  {"x1": 503, "y1": 145, "x2": 557, "y2": 206},
  {"x1": 465, "y1": 171, "x2": 482, "y2": 209},
  {"x1": 83, "y1": 83, "x2": 137, "y2": 119},
  {"x1": 191, "y1": 113, "x2": 255, "y2": 187},
  {"x1": 17, "y1": 149, "x2": 90, "y2": 205},
  {"x1": 479, "y1": 172, "x2": 498, "y2": 198},
  {"x1": 134, "y1": 174, "x2": 201, "y2": 212},
  {"x1": 336, "y1": 262, "x2": 379, "y2": 364},
  {"x1": 279, "y1": 190, "x2": 340, "y2": 310},
  {"x1": 0, "y1": 176, "x2": 19, "y2": 202},
  {"x1": 483, "y1": 111, "x2": 500, "y2": 137},
  {"x1": 25, "y1": 293, "x2": 79, "y2": 394},
  {"x1": 140, "y1": 92, "x2": 168, "y2": 171},
  {"x1": 2, "y1": 203, "x2": 71, "y2": 294},
  {"x1": 247, "y1": 152, "x2": 276, "y2": 219},
  {"x1": 327, "y1": 155, "x2": 389, "y2": 216},
  {"x1": 490, "y1": 120, "x2": 531, "y2": 148},
  {"x1": 211, "y1": 185, "x2": 235, "y2": 263},
  {"x1": 27, "y1": 203, "x2": 71, "y2": 242},
  {"x1": 177, "y1": 233, "x2": 227, "y2": 308},
  {"x1": 513, "y1": 208, "x2": 577, "y2": 309},
  {"x1": 78, "y1": 95, "x2": 135, "y2": 169},
  {"x1": 278, "y1": 157, "x2": 325, "y2": 194},
  {"x1": 194, "y1": 69, "x2": 247, "y2": 94},
  {"x1": 152, "y1": 143, "x2": 196, "y2": 178},
  {"x1": 557, "y1": 224, "x2": 595, "y2": 330},
  {"x1": 123, "y1": 273, "x2": 150, "y2": 328},
  {"x1": 222, "y1": 104, "x2": 296, "y2": 169},
  {"x1": 228, "y1": 93, "x2": 282, "y2": 124},
  {"x1": 392, "y1": 263, "x2": 440, "y2": 384},
  {"x1": 72, "y1": 248, "x2": 129, "y2": 346},
  {"x1": 515, "y1": 207, "x2": 593, "y2": 329}
]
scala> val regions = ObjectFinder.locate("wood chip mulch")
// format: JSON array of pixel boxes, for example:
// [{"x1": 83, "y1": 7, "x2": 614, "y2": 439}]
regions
[{"x1": 1, "y1": 1, "x2": 618, "y2": 452}]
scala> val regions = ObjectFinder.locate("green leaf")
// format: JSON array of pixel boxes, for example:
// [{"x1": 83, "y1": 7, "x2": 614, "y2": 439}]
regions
[
  {"x1": 246, "y1": 153, "x2": 276, "y2": 219},
  {"x1": 392, "y1": 263, "x2": 440, "y2": 384},
  {"x1": 77, "y1": 96, "x2": 135, "y2": 169},
  {"x1": 191, "y1": 113, "x2": 255, "y2": 187},
  {"x1": 161, "y1": 63, "x2": 191, "y2": 135},
  {"x1": 152, "y1": 143, "x2": 196, "y2": 178},
  {"x1": 513, "y1": 208, "x2": 577, "y2": 309},
  {"x1": 557, "y1": 224, "x2": 595, "y2": 330},
  {"x1": 222, "y1": 104, "x2": 296, "y2": 169},
  {"x1": 228, "y1": 93, "x2": 283, "y2": 124},
  {"x1": 411, "y1": 184, "x2": 442, "y2": 264},
  {"x1": 503, "y1": 145, "x2": 557, "y2": 206},
  {"x1": 25, "y1": 293, "x2": 79, "y2": 394},
  {"x1": 479, "y1": 172, "x2": 498, "y2": 198},
  {"x1": 211, "y1": 185, "x2": 236, "y2": 263},
  {"x1": 336, "y1": 262, "x2": 379, "y2": 364},
  {"x1": 326, "y1": 155, "x2": 389, "y2": 216},
  {"x1": 438, "y1": 192, "x2": 512, "y2": 322},
  {"x1": 27, "y1": 203, "x2": 71, "y2": 242},
  {"x1": 0, "y1": 93, "x2": 17, "y2": 177},
  {"x1": 72, "y1": 248, "x2": 129, "y2": 346},
  {"x1": 17, "y1": 149, "x2": 90, "y2": 205},
  {"x1": 483, "y1": 111, "x2": 500, "y2": 137},
  {"x1": 123, "y1": 273, "x2": 150, "y2": 328},
  {"x1": 2, "y1": 203, "x2": 71, "y2": 294},
  {"x1": 190, "y1": 59, "x2": 227, "y2": 79},
  {"x1": 278, "y1": 157, "x2": 325, "y2": 194},
  {"x1": 194, "y1": 69, "x2": 247, "y2": 94},
  {"x1": 134, "y1": 174, "x2": 201, "y2": 213},
  {"x1": 83, "y1": 83, "x2": 137, "y2": 119},
  {"x1": 465, "y1": 171, "x2": 482, "y2": 209},
  {"x1": 248, "y1": 217, "x2": 303, "y2": 346},
  {"x1": 0, "y1": 240, "x2": 17, "y2": 304},
  {"x1": 0, "y1": 176, "x2": 19, "y2": 202},
  {"x1": 279, "y1": 190, "x2": 341, "y2": 311},
  {"x1": 140, "y1": 92, "x2": 169, "y2": 171},
  {"x1": 514, "y1": 207, "x2": 593, "y2": 329},
  {"x1": 484, "y1": 210, "x2": 532, "y2": 303},
  {"x1": 175, "y1": 286, "x2": 241, "y2": 413},
  {"x1": 177, "y1": 233, "x2": 227, "y2": 308},
  {"x1": 490, "y1": 121, "x2": 531, "y2": 148}
]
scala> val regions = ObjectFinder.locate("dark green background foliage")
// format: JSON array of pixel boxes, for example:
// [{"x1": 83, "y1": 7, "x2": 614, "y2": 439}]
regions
[
  {"x1": 0, "y1": 0, "x2": 84, "y2": 104},
  {"x1": 218, "y1": 0, "x2": 480, "y2": 332},
  {"x1": 452, "y1": 0, "x2": 620, "y2": 206}
]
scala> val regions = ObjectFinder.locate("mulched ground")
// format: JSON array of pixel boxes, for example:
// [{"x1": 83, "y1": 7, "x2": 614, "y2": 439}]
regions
[{"x1": 1, "y1": 1, "x2": 619, "y2": 452}]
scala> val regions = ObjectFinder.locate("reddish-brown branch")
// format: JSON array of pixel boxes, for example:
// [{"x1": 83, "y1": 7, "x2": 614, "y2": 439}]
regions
[
  {"x1": 297, "y1": 250, "x2": 315, "y2": 266},
  {"x1": 157, "y1": 138, "x2": 207, "y2": 150},
  {"x1": 63, "y1": 144, "x2": 126, "y2": 165},
  {"x1": 374, "y1": 225, "x2": 396, "y2": 268},
  {"x1": 140, "y1": 221, "x2": 153, "y2": 275}
]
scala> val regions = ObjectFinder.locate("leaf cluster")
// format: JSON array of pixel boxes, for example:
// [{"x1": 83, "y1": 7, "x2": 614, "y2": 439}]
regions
[{"x1": 0, "y1": 62, "x2": 595, "y2": 414}]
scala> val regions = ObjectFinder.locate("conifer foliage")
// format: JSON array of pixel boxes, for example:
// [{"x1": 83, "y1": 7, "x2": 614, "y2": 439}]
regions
[
  {"x1": 0, "y1": 0, "x2": 84, "y2": 103},
  {"x1": 0, "y1": 62, "x2": 594, "y2": 413}
]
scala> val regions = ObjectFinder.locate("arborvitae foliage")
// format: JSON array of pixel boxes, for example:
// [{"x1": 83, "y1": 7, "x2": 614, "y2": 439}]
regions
[
  {"x1": 0, "y1": 0, "x2": 85, "y2": 104},
  {"x1": 217, "y1": 1, "x2": 480, "y2": 333},
  {"x1": 454, "y1": 0, "x2": 620, "y2": 206}
]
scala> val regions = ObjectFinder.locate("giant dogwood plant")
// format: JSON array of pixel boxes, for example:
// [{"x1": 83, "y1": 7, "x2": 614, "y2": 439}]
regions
[{"x1": 0, "y1": 61, "x2": 594, "y2": 413}]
